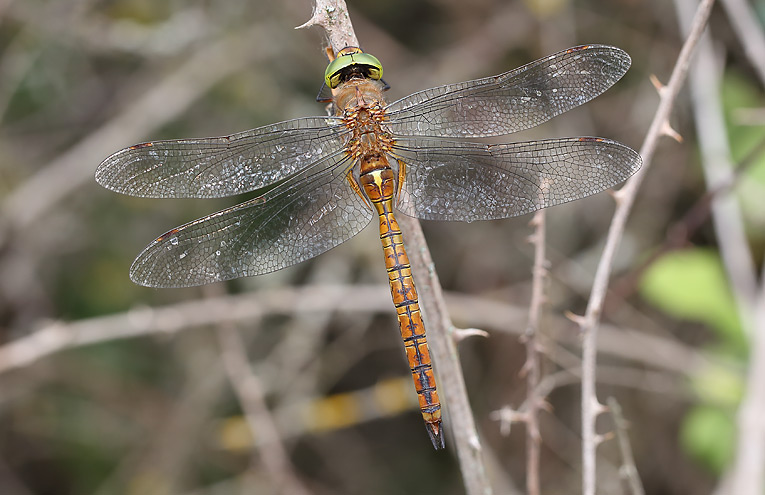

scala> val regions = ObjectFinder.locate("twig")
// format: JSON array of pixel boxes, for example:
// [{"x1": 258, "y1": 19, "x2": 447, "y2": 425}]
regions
[
  {"x1": 523, "y1": 210, "x2": 547, "y2": 495},
  {"x1": 608, "y1": 135, "x2": 765, "y2": 300},
  {"x1": 674, "y1": 0, "x2": 765, "y2": 492},
  {"x1": 0, "y1": 285, "x2": 716, "y2": 380},
  {"x1": 257, "y1": 253, "x2": 353, "y2": 404},
  {"x1": 299, "y1": 1, "x2": 493, "y2": 493},
  {"x1": 0, "y1": 285, "x2": 384, "y2": 375},
  {"x1": 606, "y1": 397, "x2": 646, "y2": 495},
  {"x1": 577, "y1": 1, "x2": 716, "y2": 494},
  {"x1": 216, "y1": 320, "x2": 312, "y2": 495}
]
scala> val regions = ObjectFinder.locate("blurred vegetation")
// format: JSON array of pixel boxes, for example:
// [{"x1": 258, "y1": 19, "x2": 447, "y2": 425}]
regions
[{"x1": 0, "y1": 0, "x2": 764, "y2": 494}]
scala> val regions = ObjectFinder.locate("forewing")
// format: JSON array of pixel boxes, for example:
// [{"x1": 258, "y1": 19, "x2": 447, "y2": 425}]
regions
[
  {"x1": 96, "y1": 117, "x2": 347, "y2": 198},
  {"x1": 391, "y1": 137, "x2": 641, "y2": 222},
  {"x1": 385, "y1": 45, "x2": 630, "y2": 138},
  {"x1": 129, "y1": 151, "x2": 372, "y2": 287}
]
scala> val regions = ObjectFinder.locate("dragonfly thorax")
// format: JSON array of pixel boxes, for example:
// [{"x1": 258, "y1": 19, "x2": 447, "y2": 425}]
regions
[
  {"x1": 332, "y1": 78, "x2": 387, "y2": 114},
  {"x1": 338, "y1": 80, "x2": 394, "y2": 161}
]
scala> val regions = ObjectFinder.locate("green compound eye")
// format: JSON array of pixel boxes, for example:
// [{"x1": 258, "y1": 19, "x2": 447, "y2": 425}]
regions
[{"x1": 324, "y1": 50, "x2": 383, "y2": 89}]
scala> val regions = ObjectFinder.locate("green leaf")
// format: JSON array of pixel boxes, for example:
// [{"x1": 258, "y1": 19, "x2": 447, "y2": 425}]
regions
[
  {"x1": 680, "y1": 405, "x2": 735, "y2": 474},
  {"x1": 639, "y1": 248, "x2": 745, "y2": 353},
  {"x1": 691, "y1": 362, "x2": 744, "y2": 406}
]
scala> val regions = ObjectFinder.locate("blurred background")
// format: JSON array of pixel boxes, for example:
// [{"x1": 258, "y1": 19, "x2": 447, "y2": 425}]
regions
[{"x1": 0, "y1": 0, "x2": 764, "y2": 494}]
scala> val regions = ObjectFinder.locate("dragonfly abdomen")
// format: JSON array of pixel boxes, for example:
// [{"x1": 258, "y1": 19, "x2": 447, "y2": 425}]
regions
[{"x1": 359, "y1": 160, "x2": 445, "y2": 449}]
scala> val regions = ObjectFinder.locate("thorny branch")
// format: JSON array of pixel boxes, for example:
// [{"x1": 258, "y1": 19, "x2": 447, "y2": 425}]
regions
[
  {"x1": 577, "y1": 0, "x2": 716, "y2": 494},
  {"x1": 523, "y1": 210, "x2": 547, "y2": 495},
  {"x1": 609, "y1": 135, "x2": 765, "y2": 299}
]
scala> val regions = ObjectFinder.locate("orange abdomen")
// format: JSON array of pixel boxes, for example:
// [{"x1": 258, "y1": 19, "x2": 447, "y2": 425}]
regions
[{"x1": 359, "y1": 161, "x2": 444, "y2": 449}]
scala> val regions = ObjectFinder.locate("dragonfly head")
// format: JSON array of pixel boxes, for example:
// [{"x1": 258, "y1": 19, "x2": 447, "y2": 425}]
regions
[{"x1": 324, "y1": 47, "x2": 383, "y2": 89}]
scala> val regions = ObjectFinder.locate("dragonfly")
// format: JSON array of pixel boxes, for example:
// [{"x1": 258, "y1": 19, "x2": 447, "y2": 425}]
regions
[{"x1": 96, "y1": 44, "x2": 641, "y2": 449}]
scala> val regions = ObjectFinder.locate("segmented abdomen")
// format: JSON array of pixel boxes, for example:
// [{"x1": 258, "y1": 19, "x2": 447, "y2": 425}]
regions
[{"x1": 359, "y1": 164, "x2": 444, "y2": 449}]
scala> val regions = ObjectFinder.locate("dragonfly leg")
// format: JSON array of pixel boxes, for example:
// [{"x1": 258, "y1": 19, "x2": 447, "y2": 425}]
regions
[
  {"x1": 394, "y1": 157, "x2": 407, "y2": 198},
  {"x1": 346, "y1": 170, "x2": 370, "y2": 209}
]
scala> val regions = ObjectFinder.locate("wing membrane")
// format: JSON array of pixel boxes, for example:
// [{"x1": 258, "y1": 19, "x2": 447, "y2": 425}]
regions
[
  {"x1": 391, "y1": 137, "x2": 641, "y2": 222},
  {"x1": 96, "y1": 117, "x2": 347, "y2": 198},
  {"x1": 129, "y1": 151, "x2": 372, "y2": 287},
  {"x1": 385, "y1": 45, "x2": 630, "y2": 138}
]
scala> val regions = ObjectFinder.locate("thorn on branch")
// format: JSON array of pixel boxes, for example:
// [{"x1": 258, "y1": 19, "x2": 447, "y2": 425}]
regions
[
  {"x1": 649, "y1": 73, "x2": 666, "y2": 93},
  {"x1": 294, "y1": 0, "x2": 358, "y2": 54},
  {"x1": 295, "y1": 17, "x2": 316, "y2": 30},
  {"x1": 595, "y1": 431, "x2": 615, "y2": 446},
  {"x1": 453, "y1": 327, "x2": 489, "y2": 342},
  {"x1": 610, "y1": 187, "x2": 628, "y2": 205},
  {"x1": 564, "y1": 310, "x2": 586, "y2": 328},
  {"x1": 661, "y1": 121, "x2": 684, "y2": 142}
]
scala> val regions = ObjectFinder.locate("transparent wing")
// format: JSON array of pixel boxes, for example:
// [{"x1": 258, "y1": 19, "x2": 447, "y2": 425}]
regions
[
  {"x1": 96, "y1": 117, "x2": 347, "y2": 198},
  {"x1": 129, "y1": 151, "x2": 372, "y2": 287},
  {"x1": 385, "y1": 45, "x2": 630, "y2": 138},
  {"x1": 391, "y1": 137, "x2": 641, "y2": 222}
]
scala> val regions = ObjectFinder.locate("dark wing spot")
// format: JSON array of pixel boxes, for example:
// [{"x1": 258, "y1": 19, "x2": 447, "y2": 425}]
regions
[
  {"x1": 155, "y1": 228, "x2": 180, "y2": 242},
  {"x1": 566, "y1": 45, "x2": 592, "y2": 54},
  {"x1": 129, "y1": 142, "x2": 154, "y2": 150}
]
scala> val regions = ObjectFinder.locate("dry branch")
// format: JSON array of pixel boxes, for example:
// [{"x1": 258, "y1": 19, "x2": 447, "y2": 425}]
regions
[
  {"x1": 216, "y1": 319, "x2": 312, "y2": 495},
  {"x1": 578, "y1": 0, "x2": 716, "y2": 493},
  {"x1": 0, "y1": 285, "x2": 716, "y2": 379},
  {"x1": 523, "y1": 210, "x2": 547, "y2": 495},
  {"x1": 293, "y1": 1, "x2": 492, "y2": 492},
  {"x1": 607, "y1": 397, "x2": 646, "y2": 495}
]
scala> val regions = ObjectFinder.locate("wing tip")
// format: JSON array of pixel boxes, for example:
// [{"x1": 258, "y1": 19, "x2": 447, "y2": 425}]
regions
[
  {"x1": 95, "y1": 147, "x2": 137, "y2": 193},
  {"x1": 566, "y1": 43, "x2": 632, "y2": 77}
]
